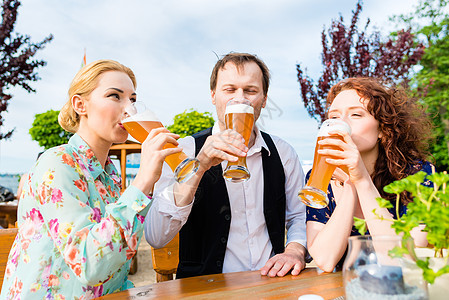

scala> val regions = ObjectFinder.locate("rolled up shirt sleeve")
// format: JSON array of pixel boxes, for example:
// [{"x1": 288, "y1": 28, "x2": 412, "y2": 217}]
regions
[
  {"x1": 274, "y1": 138, "x2": 307, "y2": 249},
  {"x1": 144, "y1": 136, "x2": 196, "y2": 249}
]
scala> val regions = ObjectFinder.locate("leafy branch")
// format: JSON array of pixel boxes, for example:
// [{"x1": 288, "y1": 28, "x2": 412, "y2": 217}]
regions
[{"x1": 354, "y1": 171, "x2": 449, "y2": 283}]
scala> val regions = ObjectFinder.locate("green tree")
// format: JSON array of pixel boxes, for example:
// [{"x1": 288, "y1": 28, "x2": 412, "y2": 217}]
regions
[
  {"x1": 29, "y1": 110, "x2": 73, "y2": 149},
  {"x1": 167, "y1": 109, "x2": 215, "y2": 138},
  {"x1": 394, "y1": 0, "x2": 449, "y2": 170}
]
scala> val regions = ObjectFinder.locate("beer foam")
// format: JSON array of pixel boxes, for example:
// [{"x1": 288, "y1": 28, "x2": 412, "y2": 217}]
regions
[
  {"x1": 122, "y1": 110, "x2": 160, "y2": 123},
  {"x1": 225, "y1": 104, "x2": 254, "y2": 115},
  {"x1": 318, "y1": 119, "x2": 351, "y2": 137}
]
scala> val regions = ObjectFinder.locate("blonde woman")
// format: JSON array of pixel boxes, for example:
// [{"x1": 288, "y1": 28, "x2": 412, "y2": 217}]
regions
[{"x1": 1, "y1": 60, "x2": 181, "y2": 299}]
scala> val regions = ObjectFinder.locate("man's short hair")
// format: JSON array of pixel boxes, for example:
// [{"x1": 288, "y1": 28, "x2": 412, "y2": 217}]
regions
[{"x1": 210, "y1": 52, "x2": 270, "y2": 96}]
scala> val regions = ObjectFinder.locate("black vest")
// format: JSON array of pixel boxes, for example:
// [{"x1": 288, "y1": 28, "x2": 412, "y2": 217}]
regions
[{"x1": 176, "y1": 127, "x2": 287, "y2": 278}]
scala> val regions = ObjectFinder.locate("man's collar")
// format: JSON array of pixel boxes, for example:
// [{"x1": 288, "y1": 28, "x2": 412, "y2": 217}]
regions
[{"x1": 211, "y1": 122, "x2": 271, "y2": 156}]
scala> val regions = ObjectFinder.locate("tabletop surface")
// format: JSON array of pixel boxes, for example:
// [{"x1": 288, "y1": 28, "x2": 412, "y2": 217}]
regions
[{"x1": 98, "y1": 268, "x2": 344, "y2": 300}]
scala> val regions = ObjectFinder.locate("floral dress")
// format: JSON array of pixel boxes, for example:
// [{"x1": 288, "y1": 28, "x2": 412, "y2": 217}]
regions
[{"x1": 1, "y1": 134, "x2": 152, "y2": 300}]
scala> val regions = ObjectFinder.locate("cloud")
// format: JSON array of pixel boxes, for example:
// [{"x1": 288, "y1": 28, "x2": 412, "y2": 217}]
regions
[{"x1": 0, "y1": 0, "x2": 417, "y2": 173}]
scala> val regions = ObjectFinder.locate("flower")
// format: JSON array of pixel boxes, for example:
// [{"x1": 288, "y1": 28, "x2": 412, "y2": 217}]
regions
[
  {"x1": 65, "y1": 244, "x2": 79, "y2": 265},
  {"x1": 38, "y1": 183, "x2": 49, "y2": 203},
  {"x1": 74, "y1": 179, "x2": 87, "y2": 192},
  {"x1": 23, "y1": 254, "x2": 30, "y2": 264},
  {"x1": 90, "y1": 207, "x2": 101, "y2": 223},
  {"x1": 51, "y1": 188, "x2": 63, "y2": 203},
  {"x1": 29, "y1": 208, "x2": 44, "y2": 223},
  {"x1": 95, "y1": 180, "x2": 107, "y2": 196},
  {"x1": 61, "y1": 153, "x2": 75, "y2": 167},
  {"x1": 9, "y1": 277, "x2": 23, "y2": 297},
  {"x1": 75, "y1": 227, "x2": 89, "y2": 241},
  {"x1": 62, "y1": 271, "x2": 70, "y2": 280},
  {"x1": 58, "y1": 222, "x2": 73, "y2": 239},
  {"x1": 48, "y1": 219, "x2": 59, "y2": 239},
  {"x1": 82, "y1": 284, "x2": 104, "y2": 299},
  {"x1": 136, "y1": 214, "x2": 145, "y2": 224},
  {"x1": 48, "y1": 274, "x2": 59, "y2": 287},
  {"x1": 126, "y1": 233, "x2": 138, "y2": 260},
  {"x1": 97, "y1": 219, "x2": 115, "y2": 242},
  {"x1": 21, "y1": 238, "x2": 31, "y2": 251},
  {"x1": 85, "y1": 149, "x2": 94, "y2": 159},
  {"x1": 30, "y1": 282, "x2": 41, "y2": 293},
  {"x1": 5, "y1": 258, "x2": 17, "y2": 279},
  {"x1": 43, "y1": 171, "x2": 55, "y2": 185},
  {"x1": 73, "y1": 263, "x2": 82, "y2": 277},
  {"x1": 21, "y1": 220, "x2": 36, "y2": 239}
]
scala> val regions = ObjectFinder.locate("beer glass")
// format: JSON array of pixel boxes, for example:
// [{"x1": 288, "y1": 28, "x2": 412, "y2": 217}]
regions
[
  {"x1": 222, "y1": 99, "x2": 254, "y2": 183},
  {"x1": 298, "y1": 119, "x2": 351, "y2": 208},
  {"x1": 122, "y1": 102, "x2": 200, "y2": 183}
]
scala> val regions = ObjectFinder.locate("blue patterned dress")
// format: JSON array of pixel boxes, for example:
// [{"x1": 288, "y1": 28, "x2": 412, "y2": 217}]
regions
[{"x1": 306, "y1": 161, "x2": 434, "y2": 269}]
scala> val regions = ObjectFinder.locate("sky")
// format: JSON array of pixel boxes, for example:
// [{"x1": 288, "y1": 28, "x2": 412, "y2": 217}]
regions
[{"x1": 0, "y1": 0, "x2": 418, "y2": 174}]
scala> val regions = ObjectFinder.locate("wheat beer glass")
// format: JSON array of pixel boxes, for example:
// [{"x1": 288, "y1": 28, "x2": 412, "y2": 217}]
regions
[
  {"x1": 122, "y1": 102, "x2": 200, "y2": 183},
  {"x1": 298, "y1": 119, "x2": 351, "y2": 208},
  {"x1": 222, "y1": 99, "x2": 255, "y2": 183}
]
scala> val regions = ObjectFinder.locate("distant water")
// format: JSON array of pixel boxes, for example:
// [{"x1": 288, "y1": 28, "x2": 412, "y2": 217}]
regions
[{"x1": 0, "y1": 174, "x2": 20, "y2": 194}]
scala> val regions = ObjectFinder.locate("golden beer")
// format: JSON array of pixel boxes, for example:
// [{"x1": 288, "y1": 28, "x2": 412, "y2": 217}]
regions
[
  {"x1": 222, "y1": 100, "x2": 254, "y2": 182},
  {"x1": 122, "y1": 107, "x2": 199, "y2": 183},
  {"x1": 298, "y1": 119, "x2": 351, "y2": 208}
]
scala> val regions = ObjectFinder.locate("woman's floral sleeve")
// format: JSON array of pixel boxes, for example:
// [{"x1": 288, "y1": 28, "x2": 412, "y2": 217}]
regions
[{"x1": 28, "y1": 149, "x2": 152, "y2": 286}]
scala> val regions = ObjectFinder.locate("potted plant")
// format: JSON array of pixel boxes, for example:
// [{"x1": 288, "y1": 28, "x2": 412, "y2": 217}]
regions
[{"x1": 355, "y1": 171, "x2": 449, "y2": 299}]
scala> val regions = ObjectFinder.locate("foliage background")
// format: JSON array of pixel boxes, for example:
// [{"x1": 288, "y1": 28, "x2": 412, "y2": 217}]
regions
[
  {"x1": 166, "y1": 109, "x2": 215, "y2": 138},
  {"x1": 29, "y1": 110, "x2": 72, "y2": 149},
  {"x1": 0, "y1": 0, "x2": 52, "y2": 140}
]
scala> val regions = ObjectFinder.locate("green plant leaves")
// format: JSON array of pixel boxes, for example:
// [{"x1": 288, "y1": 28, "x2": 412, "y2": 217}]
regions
[
  {"x1": 353, "y1": 216, "x2": 367, "y2": 235},
  {"x1": 380, "y1": 170, "x2": 449, "y2": 284},
  {"x1": 375, "y1": 197, "x2": 394, "y2": 208}
]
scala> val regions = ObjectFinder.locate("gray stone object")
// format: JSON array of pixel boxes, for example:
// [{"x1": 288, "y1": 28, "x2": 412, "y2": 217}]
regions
[{"x1": 358, "y1": 265, "x2": 405, "y2": 295}]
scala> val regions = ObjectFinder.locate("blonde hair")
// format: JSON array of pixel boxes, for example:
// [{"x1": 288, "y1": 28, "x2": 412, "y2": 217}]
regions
[{"x1": 58, "y1": 59, "x2": 137, "y2": 133}]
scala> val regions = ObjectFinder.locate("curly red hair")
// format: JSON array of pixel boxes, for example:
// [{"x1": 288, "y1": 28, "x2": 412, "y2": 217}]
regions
[{"x1": 326, "y1": 77, "x2": 433, "y2": 204}]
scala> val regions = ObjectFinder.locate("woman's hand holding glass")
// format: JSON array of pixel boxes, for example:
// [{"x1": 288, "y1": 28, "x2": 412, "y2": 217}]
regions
[
  {"x1": 131, "y1": 126, "x2": 182, "y2": 195},
  {"x1": 122, "y1": 101, "x2": 200, "y2": 184},
  {"x1": 317, "y1": 129, "x2": 370, "y2": 185},
  {"x1": 298, "y1": 119, "x2": 351, "y2": 208}
]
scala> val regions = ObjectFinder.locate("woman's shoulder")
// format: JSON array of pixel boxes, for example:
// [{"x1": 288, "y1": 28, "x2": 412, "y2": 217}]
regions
[
  {"x1": 37, "y1": 144, "x2": 75, "y2": 161},
  {"x1": 30, "y1": 144, "x2": 80, "y2": 174},
  {"x1": 404, "y1": 161, "x2": 434, "y2": 189},
  {"x1": 409, "y1": 161, "x2": 434, "y2": 175}
]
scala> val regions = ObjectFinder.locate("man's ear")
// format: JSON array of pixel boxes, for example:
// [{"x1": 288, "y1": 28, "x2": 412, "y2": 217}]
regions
[
  {"x1": 211, "y1": 90, "x2": 216, "y2": 105},
  {"x1": 72, "y1": 95, "x2": 87, "y2": 116},
  {"x1": 262, "y1": 95, "x2": 267, "y2": 108}
]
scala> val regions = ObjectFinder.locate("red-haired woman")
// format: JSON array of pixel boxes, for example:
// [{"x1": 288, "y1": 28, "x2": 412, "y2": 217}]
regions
[{"x1": 306, "y1": 77, "x2": 433, "y2": 272}]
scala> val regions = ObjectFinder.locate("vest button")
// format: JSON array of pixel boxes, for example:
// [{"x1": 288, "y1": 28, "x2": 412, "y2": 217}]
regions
[
  {"x1": 216, "y1": 260, "x2": 222, "y2": 267},
  {"x1": 221, "y1": 237, "x2": 227, "y2": 244},
  {"x1": 224, "y1": 214, "x2": 230, "y2": 221}
]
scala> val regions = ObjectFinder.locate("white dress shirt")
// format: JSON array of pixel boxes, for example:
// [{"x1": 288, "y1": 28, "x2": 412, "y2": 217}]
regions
[{"x1": 145, "y1": 124, "x2": 306, "y2": 273}]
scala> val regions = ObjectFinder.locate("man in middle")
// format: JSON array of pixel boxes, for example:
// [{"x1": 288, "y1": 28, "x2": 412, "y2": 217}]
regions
[{"x1": 144, "y1": 52, "x2": 307, "y2": 279}]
